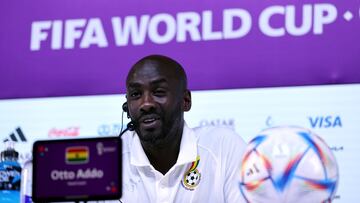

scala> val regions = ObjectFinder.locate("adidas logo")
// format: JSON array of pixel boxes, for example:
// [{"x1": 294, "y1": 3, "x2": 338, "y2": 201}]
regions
[{"x1": 3, "y1": 127, "x2": 27, "y2": 142}]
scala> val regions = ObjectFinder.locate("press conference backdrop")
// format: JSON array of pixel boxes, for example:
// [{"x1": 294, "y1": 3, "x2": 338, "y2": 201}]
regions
[
  {"x1": 0, "y1": 84, "x2": 359, "y2": 202},
  {"x1": 0, "y1": 0, "x2": 359, "y2": 202}
]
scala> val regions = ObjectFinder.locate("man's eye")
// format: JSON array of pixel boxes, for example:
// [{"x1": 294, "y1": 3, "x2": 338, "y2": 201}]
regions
[
  {"x1": 153, "y1": 89, "x2": 166, "y2": 96},
  {"x1": 130, "y1": 91, "x2": 141, "y2": 98}
]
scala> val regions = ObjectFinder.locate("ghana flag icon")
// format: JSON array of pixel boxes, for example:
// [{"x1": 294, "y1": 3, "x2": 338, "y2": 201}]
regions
[{"x1": 65, "y1": 146, "x2": 89, "y2": 164}]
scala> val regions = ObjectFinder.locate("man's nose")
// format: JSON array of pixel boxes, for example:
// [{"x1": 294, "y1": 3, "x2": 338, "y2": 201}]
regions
[{"x1": 140, "y1": 92, "x2": 155, "y2": 112}]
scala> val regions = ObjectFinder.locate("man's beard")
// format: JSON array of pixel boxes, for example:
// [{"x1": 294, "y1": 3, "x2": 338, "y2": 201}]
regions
[{"x1": 135, "y1": 106, "x2": 183, "y2": 148}]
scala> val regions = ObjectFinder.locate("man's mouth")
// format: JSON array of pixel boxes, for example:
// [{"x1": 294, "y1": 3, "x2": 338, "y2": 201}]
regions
[
  {"x1": 140, "y1": 115, "x2": 161, "y2": 129},
  {"x1": 143, "y1": 118, "x2": 157, "y2": 123}
]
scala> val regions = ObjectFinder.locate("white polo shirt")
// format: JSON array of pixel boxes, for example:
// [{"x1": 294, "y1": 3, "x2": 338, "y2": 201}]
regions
[{"x1": 120, "y1": 123, "x2": 247, "y2": 203}]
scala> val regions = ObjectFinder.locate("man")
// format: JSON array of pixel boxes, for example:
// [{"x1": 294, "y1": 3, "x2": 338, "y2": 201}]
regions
[{"x1": 120, "y1": 55, "x2": 246, "y2": 202}]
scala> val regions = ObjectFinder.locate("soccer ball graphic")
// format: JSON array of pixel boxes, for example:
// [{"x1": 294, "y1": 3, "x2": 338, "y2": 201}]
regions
[
  {"x1": 240, "y1": 126, "x2": 339, "y2": 203},
  {"x1": 184, "y1": 169, "x2": 201, "y2": 188}
]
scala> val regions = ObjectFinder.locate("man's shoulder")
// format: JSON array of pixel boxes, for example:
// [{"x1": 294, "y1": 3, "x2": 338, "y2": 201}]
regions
[
  {"x1": 191, "y1": 125, "x2": 246, "y2": 153},
  {"x1": 193, "y1": 125, "x2": 242, "y2": 140},
  {"x1": 120, "y1": 130, "x2": 135, "y2": 154}
]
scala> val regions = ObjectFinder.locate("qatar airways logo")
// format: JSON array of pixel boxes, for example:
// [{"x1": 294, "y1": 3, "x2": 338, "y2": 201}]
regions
[
  {"x1": 30, "y1": 3, "x2": 342, "y2": 51},
  {"x1": 199, "y1": 118, "x2": 235, "y2": 129}
]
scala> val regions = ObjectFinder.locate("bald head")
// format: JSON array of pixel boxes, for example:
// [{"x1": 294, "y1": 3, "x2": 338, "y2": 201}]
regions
[{"x1": 126, "y1": 55, "x2": 188, "y2": 92}]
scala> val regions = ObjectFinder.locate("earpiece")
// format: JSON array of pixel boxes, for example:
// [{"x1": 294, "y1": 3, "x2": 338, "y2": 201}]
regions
[
  {"x1": 122, "y1": 102, "x2": 128, "y2": 112},
  {"x1": 120, "y1": 102, "x2": 135, "y2": 133},
  {"x1": 122, "y1": 102, "x2": 130, "y2": 118}
]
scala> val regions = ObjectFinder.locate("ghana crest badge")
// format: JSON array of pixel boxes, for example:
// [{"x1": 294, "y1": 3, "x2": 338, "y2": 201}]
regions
[{"x1": 182, "y1": 155, "x2": 201, "y2": 190}]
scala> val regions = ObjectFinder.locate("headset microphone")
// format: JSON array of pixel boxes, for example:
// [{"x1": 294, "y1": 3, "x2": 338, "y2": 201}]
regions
[
  {"x1": 126, "y1": 121, "x2": 135, "y2": 131},
  {"x1": 119, "y1": 122, "x2": 135, "y2": 136}
]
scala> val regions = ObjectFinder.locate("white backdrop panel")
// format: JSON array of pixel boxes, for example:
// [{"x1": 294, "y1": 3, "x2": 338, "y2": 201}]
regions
[{"x1": 0, "y1": 84, "x2": 359, "y2": 202}]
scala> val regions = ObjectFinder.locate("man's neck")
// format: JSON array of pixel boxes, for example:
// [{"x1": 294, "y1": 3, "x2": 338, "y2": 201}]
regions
[{"x1": 141, "y1": 127, "x2": 183, "y2": 175}]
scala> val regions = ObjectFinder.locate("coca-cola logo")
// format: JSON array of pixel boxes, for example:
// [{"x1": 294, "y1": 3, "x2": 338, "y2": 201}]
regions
[{"x1": 48, "y1": 127, "x2": 80, "y2": 138}]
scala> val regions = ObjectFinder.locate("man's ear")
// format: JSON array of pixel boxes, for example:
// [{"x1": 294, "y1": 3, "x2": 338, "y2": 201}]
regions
[{"x1": 183, "y1": 90, "x2": 192, "y2": 112}]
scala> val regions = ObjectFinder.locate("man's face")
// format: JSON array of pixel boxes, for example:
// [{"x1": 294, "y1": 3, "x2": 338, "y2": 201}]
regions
[{"x1": 126, "y1": 62, "x2": 186, "y2": 146}]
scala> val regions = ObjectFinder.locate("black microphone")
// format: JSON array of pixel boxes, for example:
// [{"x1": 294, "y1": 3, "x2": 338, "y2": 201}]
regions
[
  {"x1": 127, "y1": 121, "x2": 135, "y2": 131},
  {"x1": 119, "y1": 121, "x2": 136, "y2": 137}
]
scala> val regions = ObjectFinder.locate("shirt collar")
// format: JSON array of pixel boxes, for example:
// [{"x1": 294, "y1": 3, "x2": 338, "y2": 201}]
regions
[
  {"x1": 130, "y1": 122, "x2": 198, "y2": 167},
  {"x1": 176, "y1": 123, "x2": 198, "y2": 165}
]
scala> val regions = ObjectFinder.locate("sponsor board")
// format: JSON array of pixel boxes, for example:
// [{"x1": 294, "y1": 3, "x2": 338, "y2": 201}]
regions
[{"x1": 0, "y1": 84, "x2": 359, "y2": 202}]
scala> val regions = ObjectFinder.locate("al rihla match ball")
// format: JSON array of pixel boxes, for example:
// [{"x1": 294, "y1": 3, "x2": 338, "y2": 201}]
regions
[{"x1": 239, "y1": 126, "x2": 339, "y2": 203}]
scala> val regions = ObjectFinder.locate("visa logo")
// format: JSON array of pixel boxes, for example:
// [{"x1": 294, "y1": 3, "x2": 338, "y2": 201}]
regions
[{"x1": 309, "y1": 116, "x2": 342, "y2": 128}]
